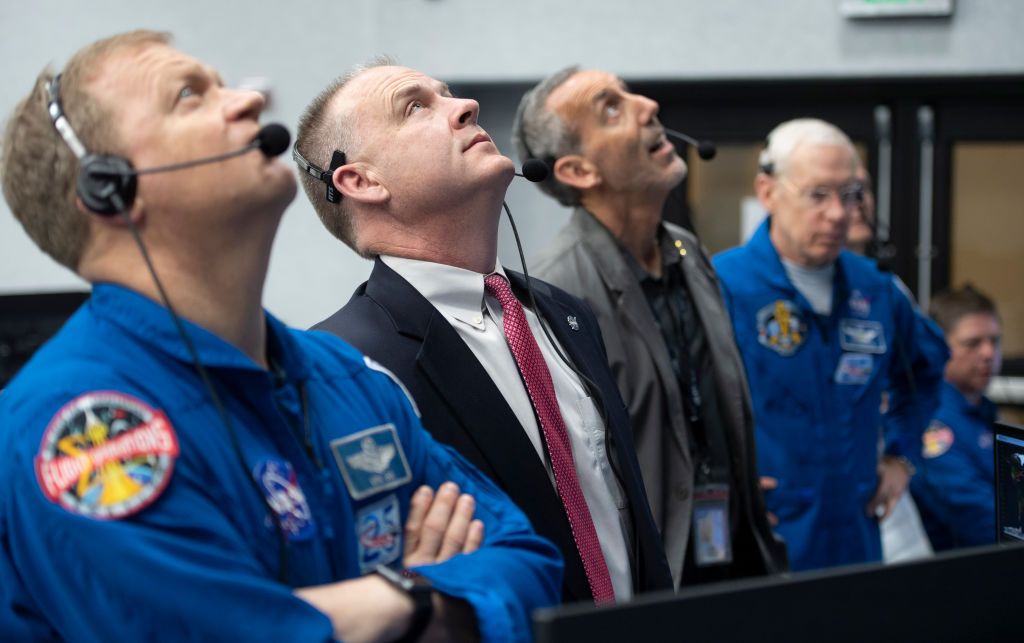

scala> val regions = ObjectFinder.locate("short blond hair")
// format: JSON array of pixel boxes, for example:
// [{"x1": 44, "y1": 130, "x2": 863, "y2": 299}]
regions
[{"x1": 0, "y1": 30, "x2": 170, "y2": 271}]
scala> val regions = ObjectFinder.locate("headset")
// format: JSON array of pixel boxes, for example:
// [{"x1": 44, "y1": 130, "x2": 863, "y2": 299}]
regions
[
  {"x1": 47, "y1": 74, "x2": 138, "y2": 216},
  {"x1": 293, "y1": 146, "x2": 347, "y2": 204}
]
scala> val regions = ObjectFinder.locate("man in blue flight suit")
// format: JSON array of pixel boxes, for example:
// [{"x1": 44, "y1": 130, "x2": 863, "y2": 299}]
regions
[
  {"x1": 912, "y1": 285, "x2": 1002, "y2": 550},
  {"x1": 0, "y1": 31, "x2": 560, "y2": 642},
  {"x1": 713, "y1": 118, "x2": 948, "y2": 572}
]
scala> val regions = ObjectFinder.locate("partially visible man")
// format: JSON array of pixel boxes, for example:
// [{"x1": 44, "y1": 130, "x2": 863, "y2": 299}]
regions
[
  {"x1": 713, "y1": 118, "x2": 948, "y2": 572},
  {"x1": 0, "y1": 32, "x2": 560, "y2": 641},
  {"x1": 294, "y1": 62, "x2": 672, "y2": 604},
  {"x1": 846, "y1": 164, "x2": 876, "y2": 256},
  {"x1": 912, "y1": 285, "x2": 1002, "y2": 550},
  {"x1": 511, "y1": 67, "x2": 786, "y2": 587}
]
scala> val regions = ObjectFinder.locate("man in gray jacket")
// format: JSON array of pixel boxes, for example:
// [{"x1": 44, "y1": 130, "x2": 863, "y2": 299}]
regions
[{"x1": 513, "y1": 67, "x2": 786, "y2": 587}]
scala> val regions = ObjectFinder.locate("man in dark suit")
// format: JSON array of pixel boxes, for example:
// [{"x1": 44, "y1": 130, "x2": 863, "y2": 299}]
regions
[{"x1": 293, "y1": 62, "x2": 672, "y2": 604}]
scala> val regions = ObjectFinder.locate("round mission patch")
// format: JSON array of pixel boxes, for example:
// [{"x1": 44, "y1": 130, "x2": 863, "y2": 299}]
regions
[{"x1": 34, "y1": 391, "x2": 179, "y2": 520}]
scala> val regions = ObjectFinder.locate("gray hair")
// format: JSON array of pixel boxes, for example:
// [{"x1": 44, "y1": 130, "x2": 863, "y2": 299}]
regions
[
  {"x1": 759, "y1": 117, "x2": 855, "y2": 178},
  {"x1": 511, "y1": 66, "x2": 582, "y2": 207},
  {"x1": 294, "y1": 56, "x2": 394, "y2": 256}
]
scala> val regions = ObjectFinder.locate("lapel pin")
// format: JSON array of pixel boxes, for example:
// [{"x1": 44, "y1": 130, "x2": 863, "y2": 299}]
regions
[{"x1": 567, "y1": 315, "x2": 579, "y2": 331}]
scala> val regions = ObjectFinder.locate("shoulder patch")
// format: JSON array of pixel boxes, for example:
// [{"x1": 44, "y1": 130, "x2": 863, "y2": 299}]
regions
[
  {"x1": 363, "y1": 356, "x2": 420, "y2": 418},
  {"x1": 922, "y1": 420, "x2": 955, "y2": 459},
  {"x1": 35, "y1": 391, "x2": 179, "y2": 520}
]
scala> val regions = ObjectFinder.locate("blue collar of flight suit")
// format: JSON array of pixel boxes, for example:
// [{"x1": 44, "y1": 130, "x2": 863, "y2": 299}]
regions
[
  {"x1": 89, "y1": 282, "x2": 311, "y2": 381},
  {"x1": 939, "y1": 379, "x2": 997, "y2": 425},
  {"x1": 746, "y1": 218, "x2": 858, "y2": 319}
]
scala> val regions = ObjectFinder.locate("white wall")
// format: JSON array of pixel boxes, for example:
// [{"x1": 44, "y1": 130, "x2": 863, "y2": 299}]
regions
[{"x1": 2, "y1": 0, "x2": 1021, "y2": 327}]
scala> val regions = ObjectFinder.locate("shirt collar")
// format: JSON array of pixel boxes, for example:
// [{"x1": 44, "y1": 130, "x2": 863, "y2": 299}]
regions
[
  {"x1": 941, "y1": 379, "x2": 995, "y2": 419},
  {"x1": 615, "y1": 224, "x2": 680, "y2": 284},
  {"x1": 89, "y1": 282, "x2": 308, "y2": 378},
  {"x1": 380, "y1": 255, "x2": 511, "y2": 330}
]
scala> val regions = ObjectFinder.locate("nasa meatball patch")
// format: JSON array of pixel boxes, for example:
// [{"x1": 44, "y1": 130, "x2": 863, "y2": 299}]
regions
[
  {"x1": 255, "y1": 457, "x2": 316, "y2": 542},
  {"x1": 35, "y1": 391, "x2": 179, "y2": 520}
]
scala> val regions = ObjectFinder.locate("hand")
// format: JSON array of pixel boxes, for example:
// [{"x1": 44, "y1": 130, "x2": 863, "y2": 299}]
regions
[
  {"x1": 759, "y1": 476, "x2": 779, "y2": 527},
  {"x1": 866, "y1": 456, "x2": 912, "y2": 521},
  {"x1": 404, "y1": 482, "x2": 485, "y2": 567}
]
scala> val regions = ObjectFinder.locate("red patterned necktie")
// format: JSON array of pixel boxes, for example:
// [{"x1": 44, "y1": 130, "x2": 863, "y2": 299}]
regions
[{"x1": 484, "y1": 273, "x2": 616, "y2": 605}]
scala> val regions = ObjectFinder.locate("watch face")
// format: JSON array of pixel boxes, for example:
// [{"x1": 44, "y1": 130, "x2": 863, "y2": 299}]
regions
[
  {"x1": 376, "y1": 565, "x2": 428, "y2": 594},
  {"x1": 397, "y1": 575, "x2": 416, "y2": 592}
]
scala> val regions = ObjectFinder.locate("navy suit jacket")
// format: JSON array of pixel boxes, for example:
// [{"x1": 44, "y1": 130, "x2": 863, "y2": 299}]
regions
[{"x1": 313, "y1": 258, "x2": 672, "y2": 602}]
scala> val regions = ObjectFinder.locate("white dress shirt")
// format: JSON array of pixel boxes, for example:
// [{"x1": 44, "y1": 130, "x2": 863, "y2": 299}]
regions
[{"x1": 381, "y1": 255, "x2": 633, "y2": 600}]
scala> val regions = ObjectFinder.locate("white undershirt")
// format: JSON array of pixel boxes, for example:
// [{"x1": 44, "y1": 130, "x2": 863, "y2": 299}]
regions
[
  {"x1": 381, "y1": 255, "x2": 633, "y2": 600},
  {"x1": 782, "y1": 259, "x2": 836, "y2": 315}
]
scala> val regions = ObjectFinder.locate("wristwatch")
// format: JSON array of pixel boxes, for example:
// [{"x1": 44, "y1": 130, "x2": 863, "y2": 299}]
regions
[{"x1": 373, "y1": 564, "x2": 434, "y2": 642}]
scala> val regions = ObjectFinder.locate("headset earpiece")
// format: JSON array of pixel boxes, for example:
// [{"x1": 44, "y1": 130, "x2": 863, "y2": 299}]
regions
[
  {"x1": 48, "y1": 73, "x2": 136, "y2": 216},
  {"x1": 77, "y1": 154, "x2": 137, "y2": 216}
]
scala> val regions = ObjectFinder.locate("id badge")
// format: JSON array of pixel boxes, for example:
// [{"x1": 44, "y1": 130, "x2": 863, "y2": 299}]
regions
[{"x1": 692, "y1": 484, "x2": 732, "y2": 567}]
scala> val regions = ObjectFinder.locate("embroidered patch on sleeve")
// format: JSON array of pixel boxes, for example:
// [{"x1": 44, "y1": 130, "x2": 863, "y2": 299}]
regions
[
  {"x1": 34, "y1": 391, "x2": 179, "y2": 520},
  {"x1": 356, "y1": 493, "x2": 403, "y2": 573},
  {"x1": 331, "y1": 424, "x2": 412, "y2": 500},
  {"x1": 922, "y1": 420, "x2": 955, "y2": 459}
]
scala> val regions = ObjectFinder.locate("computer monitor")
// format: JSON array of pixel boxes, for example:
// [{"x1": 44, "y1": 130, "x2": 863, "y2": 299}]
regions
[
  {"x1": 534, "y1": 543, "x2": 1022, "y2": 642},
  {"x1": 993, "y1": 420, "x2": 1024, "y2": 543},
  {"x1": 0, "y1": 291, "x2": 89, "y2": 387}
]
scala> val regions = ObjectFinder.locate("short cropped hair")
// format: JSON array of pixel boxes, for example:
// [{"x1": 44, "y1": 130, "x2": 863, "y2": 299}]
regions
[
  {"x1": 759, "y1": 118, "x2": 855, "y2": 178},
  {"x1": 0, "y1": 30, "x2": 169, "y2": 271},
  {"x1": 294, "y1": 57, "x2": 393, "y2": 257},
  {"x1": 929, "y1": 284, "x2": 1000, "y2": 335},
  {"x1": 511, "y1": 66, "x2": 582, "y2": 207}
]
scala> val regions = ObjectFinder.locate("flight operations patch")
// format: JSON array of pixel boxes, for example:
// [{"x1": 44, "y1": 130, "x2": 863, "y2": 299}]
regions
[{"x1": 35, "y1": 391, "x2": 179, "y2": 520}]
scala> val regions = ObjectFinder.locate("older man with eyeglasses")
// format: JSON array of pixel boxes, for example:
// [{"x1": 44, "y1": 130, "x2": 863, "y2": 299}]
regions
[{"x1": 712, "y1": 118, "x2": 948, "y2": 572}]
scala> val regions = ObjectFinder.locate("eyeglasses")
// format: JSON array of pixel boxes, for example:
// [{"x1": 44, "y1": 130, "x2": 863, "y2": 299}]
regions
[{"x1": 779, "y1": 176, "x2": 865, "y2": 210}]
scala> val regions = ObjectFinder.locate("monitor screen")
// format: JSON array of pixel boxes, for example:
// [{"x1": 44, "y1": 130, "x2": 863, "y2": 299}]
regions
[{"x1": 993, "y1": 422, "x2": 1024, "y2": 543}]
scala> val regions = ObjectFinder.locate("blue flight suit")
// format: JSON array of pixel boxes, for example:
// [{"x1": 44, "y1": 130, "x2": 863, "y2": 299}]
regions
[
  {"x1": 911, "y1": 381, "x2": 997, "y2": 550},
  {"x1": 713, "y1": 220, "x2": 947, "y2": 571},
  {"x1": 0, "y1": 284, "x2": 561, "y2": 642}
]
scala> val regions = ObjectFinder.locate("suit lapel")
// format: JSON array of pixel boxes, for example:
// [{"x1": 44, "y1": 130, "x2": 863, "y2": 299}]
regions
[
  {"x1": 676, "y1": 232, "x2": 752, "y2": 465},
  {"x1": 572, "y1": 212, "x2": 692, "y2": 461}
]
